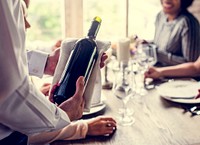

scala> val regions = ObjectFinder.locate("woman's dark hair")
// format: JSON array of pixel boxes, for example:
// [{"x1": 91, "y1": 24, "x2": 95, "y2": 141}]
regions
[{"x1": 181, "y1": 0, "x2": 194, "y2": 10}]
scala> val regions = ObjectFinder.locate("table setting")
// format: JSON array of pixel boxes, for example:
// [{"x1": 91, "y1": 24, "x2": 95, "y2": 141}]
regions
[
  {"x1": 51, "y1": 37, "x2": 200, "y2": 145},
  {"x1": 156, "y1": 79, "x2": 200, "y2": 104},
  {"x1": 105, "y1": 37, "x2": 200, "y2": 119}
]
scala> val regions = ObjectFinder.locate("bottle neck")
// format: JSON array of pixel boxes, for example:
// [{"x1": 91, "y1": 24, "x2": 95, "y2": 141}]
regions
[
  {"x1": 87, "y1": 21, "x2": 101, "y2": 39},
  {"x1": 87, "y1": 36, "x2": 95, "y2": 40}
]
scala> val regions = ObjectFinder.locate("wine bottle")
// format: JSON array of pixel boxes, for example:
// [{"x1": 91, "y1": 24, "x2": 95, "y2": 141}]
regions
[{"x1": 53, "y1": 16, "x2": 102, "y2": 105}]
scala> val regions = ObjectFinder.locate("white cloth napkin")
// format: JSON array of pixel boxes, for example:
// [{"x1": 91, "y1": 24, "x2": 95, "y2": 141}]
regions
[{"x1": 52, "y1": 38, "x2": 110, "y2": 112}]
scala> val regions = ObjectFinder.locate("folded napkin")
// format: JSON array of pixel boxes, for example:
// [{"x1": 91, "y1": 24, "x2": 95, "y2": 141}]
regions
[{"x1": 52, "y1": 38, "x2": 110, "y2": 112}]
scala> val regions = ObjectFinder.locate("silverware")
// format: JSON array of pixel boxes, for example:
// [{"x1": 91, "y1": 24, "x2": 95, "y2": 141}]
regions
[
  {"x1": 189, "y1": 106, "x2": 200, "y2": 115},
  {"x1": 144, "y1": 78, "x2": 173, "y2": 90}
]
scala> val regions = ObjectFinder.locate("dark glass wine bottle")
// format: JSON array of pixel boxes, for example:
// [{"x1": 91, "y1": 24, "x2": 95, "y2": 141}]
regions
[{"x1": 53, "y1": 16, "x2": 102, "y2": 105}]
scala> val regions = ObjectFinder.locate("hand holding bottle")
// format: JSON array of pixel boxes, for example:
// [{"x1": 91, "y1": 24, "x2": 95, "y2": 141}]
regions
[
  {"x1": 44, "y1": 47, "x2": 60, "y2": 76},
  {"x1": 53, "y1": 16, "x2": 102, "y2": 104},
  {"x1": 100, "y1": 52, "x2": 108, "y2": 68},
  {"x1": 49, "y1": 76, "x2": 85, "y2": 121},
  {"x1": 44, "y1": 45, "x2": 107, "y2": 77}
]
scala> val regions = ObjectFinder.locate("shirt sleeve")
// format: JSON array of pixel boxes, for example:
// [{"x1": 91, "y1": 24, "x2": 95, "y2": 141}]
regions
[
  {"x1": 0, "y1": 0, "x2": 71, "y2": 137},
  {"x1": 29, "y1": 120, "x2": 88, "y2": 144},
  {"x1": 27, "y1": 50, "x2": 48, "y2": 78},
  {"x1": 0, "y1": 77, "x2": 71, "y2": 135},
  {"x1": 181, "y1": 16, "x2": 200, "y2": 62},
  {"x1": 154, "y1": 11, "x2": 199, "y2": 66},
  {"x1": 156, "y1": 49, "x2": 187, "y2": 66}
]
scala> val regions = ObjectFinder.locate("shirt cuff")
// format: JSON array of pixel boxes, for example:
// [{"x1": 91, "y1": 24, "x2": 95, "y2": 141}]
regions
[
  {"x1": 29, "y1": 120, "x2": 88, "y2": 144},
  {"x1": 27, "y1": 50, "x2": 49, "y2": 78}
]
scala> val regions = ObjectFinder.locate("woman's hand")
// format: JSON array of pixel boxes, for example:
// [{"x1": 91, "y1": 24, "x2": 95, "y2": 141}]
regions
[
  {"x1": 135, "y1": 38, "x2": 148, "y2": 48},
  {"x1": 87, "y1": 116, "x2": 117, "y2": 136},
  {"x1": 144, "y1": 67, "x2": 162, "y2": 79}
]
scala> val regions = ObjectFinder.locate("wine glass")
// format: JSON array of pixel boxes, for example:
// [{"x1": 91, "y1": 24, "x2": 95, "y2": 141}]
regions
[
  {"x1": 137, "y1": 44, "x2": 157, "y2": 68},
  {"x1": 112, "y1": 61, "x2": 135, "y2": 126},
  {"x1": 134, "y1": 44, "x2": 157, "y2": 96},
  {"x1": 102, "y1": 48, "x2": 113, "y2": 90}
]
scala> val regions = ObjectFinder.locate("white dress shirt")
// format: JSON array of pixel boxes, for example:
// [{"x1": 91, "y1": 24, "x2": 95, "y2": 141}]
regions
[
  {"x1": 0, "y1": 0, "x2": 70, "y2": 140},
  {"x1": 27, "y1": 50, "x2": 48, "y2": 78}
]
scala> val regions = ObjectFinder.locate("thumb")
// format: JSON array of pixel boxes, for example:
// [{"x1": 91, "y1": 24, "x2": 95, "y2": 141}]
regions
[{"x1": 74, "y1": 76, "x2": 85, "y2": 98}]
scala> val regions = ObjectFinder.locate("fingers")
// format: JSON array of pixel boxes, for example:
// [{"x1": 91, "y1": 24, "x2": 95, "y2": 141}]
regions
[
  {"x1": 98, "y1": 116, "x2": 117, "y2": 124},
  {"x1": 144, "y1": 67, "x2": 157, "y2": 79},
  {"x1": 100, "y1": 53, "x2": 108, "y2": 68},
  {"x1": 40, "y1": 83, "x2": 51, "y2": 93},
  {"x1": 101, "y1": 53, "x2": 108, "y2": 62},
  {"x1": 100, "y1": 116, "x2": 117, "y2": 130},
  {"x1": 44, "y1": 48, "x2": 60, "y2": 76},
  {"x1": 55, "y1": 39, "x2": 62, "y2": 47},
  {"x1": 103, "y1": 120, "x2": 117, "y2": 135},
  {"x1": 53, "y1": 76, "x2": 85, "y2": 121},
  {"x1": 76, "y1": 77, "x2": 85, "y2": 116},
  {"x1": 87, "y1": 116, "x2": 117, "y2": 136},
  {"x1": 195, "y1": 89, "x2": 200, "y2": 99},
  {"x1": 144, "y1": 70, "x2": 150, "y2": 78},
  {"x1": 49, "y1": 83, "x2": 59, "y2": 103},
  {"x1": 105, "y1": 121, "x2": 116, "y2": 129}
]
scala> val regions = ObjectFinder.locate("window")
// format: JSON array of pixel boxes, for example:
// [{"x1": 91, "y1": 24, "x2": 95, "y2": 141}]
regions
[
  {"x1": 128, "y1": 0, "x2": 161, "y2": 40},
  {"x1": 26, "y1": 0, "x2": 62, "y2": 51},
  {"x1": 83, "y1": 0, "x2": 161, "y2": 41},
  {"x1": 26, "y1": 0, "x2": 161, "y2": 49},
  {"x1": 83, "y1": 0, "x2": 127, "y2": 41}
]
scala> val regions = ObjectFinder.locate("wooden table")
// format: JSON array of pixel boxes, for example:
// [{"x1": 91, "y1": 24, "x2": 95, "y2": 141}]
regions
[{"x1": 51, "y1": 83, "x2": 200, "y2": 145}]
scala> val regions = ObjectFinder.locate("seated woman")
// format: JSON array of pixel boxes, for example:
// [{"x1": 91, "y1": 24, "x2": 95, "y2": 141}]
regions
[
  {"x1": 137, "y1": 0, "x2": 200, "y2": 66},
  {"x1": 144, "y1": 56, "x2": 200, "y2": 98}
]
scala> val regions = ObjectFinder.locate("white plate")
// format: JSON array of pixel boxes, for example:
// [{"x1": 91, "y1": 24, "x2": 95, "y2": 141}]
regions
[
  {"x1": 157, "y1": 79, "x2": 200, "y2": 104},
  {"x1": 83, "y1": 102, "x2": 106, "y2": 116},
  {"x1": 161, "y1": 96, "x2": 200, "y2": 104}
]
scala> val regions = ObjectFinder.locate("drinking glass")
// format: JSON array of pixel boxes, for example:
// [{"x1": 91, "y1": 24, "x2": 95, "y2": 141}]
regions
[
  {"x1": 134, "y1": 44, "x2": 157, "y2": 95},
  {"x1": 112, "y1": 61, "x2": 135, "y2": 126}
]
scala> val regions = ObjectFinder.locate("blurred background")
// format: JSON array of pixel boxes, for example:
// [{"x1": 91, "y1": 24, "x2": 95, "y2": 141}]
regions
[
  {"x1": 26, "y1": 0, "x2": 200, "y2": 52},
  {"x1": 26, "y1": 0, "x2": 160, "y2": 50}
]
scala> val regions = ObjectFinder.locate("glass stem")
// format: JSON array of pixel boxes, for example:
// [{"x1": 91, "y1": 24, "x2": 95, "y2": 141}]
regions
[
  {"x1": 104, "y1": 65, "x2": 108, "y2": 82},
  {"x1": 122, "y1": 68, "x2": 126, "y2": 85},
  {"x1": 122, "y1": 88, "x2": 129, "y2": 118},
  {"x1": 122, "y1": 100, "x2": 127, "y2": 119}
]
